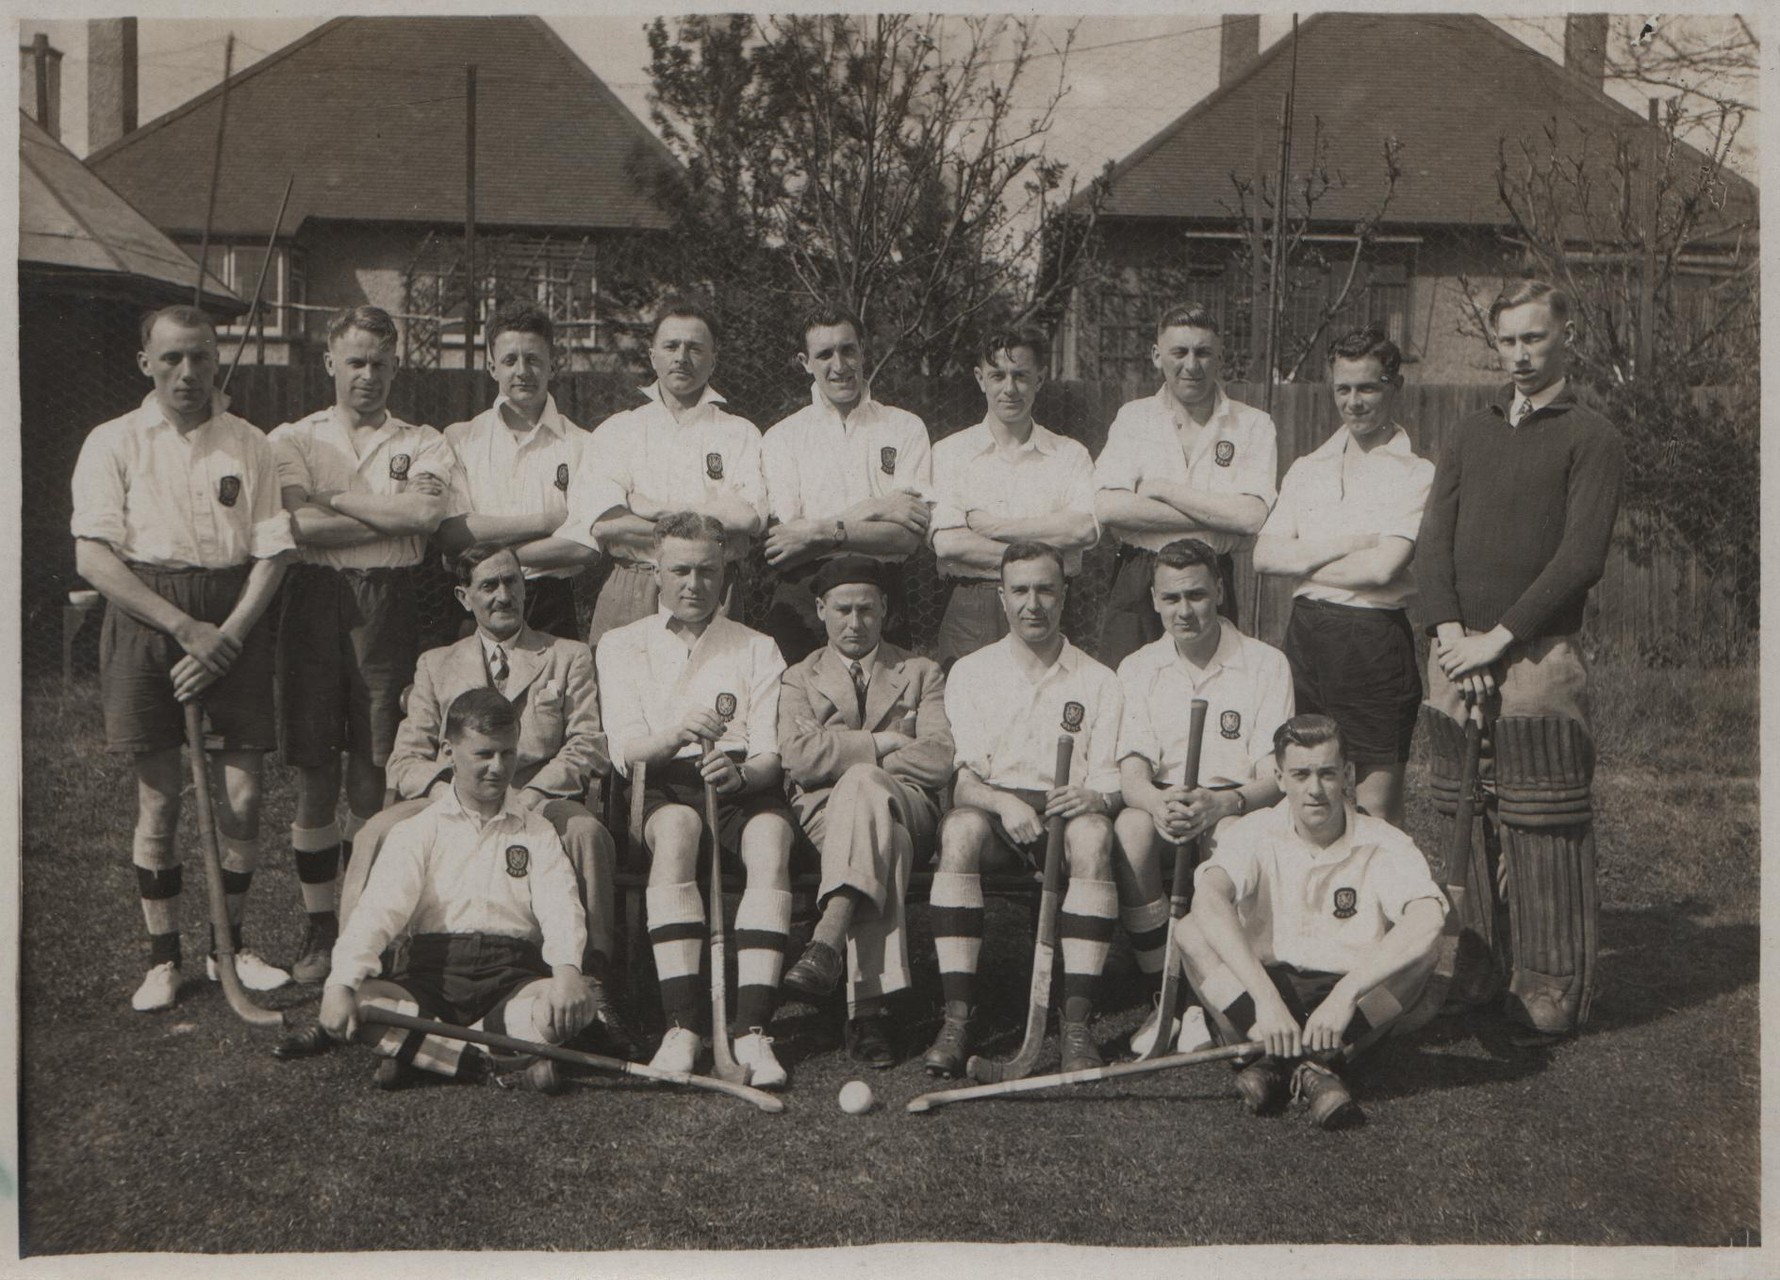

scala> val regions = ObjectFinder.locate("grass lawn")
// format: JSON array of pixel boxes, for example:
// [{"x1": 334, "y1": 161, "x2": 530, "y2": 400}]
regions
[{"x1": 16, "y1": 665, "x2": 1759, "y2": 1253}]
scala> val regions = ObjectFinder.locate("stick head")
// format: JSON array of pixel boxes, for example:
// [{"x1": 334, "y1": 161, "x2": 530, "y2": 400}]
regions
[{"x1": 905, "y1": 1096, "x2": 935, "y2": 1114}]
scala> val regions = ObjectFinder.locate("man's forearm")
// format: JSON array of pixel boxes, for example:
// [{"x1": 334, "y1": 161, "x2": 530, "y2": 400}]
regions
[
  {"x1": 932, "y1": 528, "x2": 1007, "y2": 575},
  {"x1": 289, "y1": 506, "x2": 382, "y2": 548},
  {"x1": 1096, "y1": 490, "x2": 1203, "y2": 537},
  {"x1": 978, "y1": 510, "x2": 1097, "y2": 551},
  {"x1": 331, "y1": 490, "x2": 448, "y2": 537},
  {"x1": 75, "y1": 540, "x2": 195, "y2": 639},
  {"x1": 439, "y1": 510, "x2": 559, "y2": 553},
  {"x1": 221, "y1": 556, "x2": 290, "y2": 638},
  {"x1": 1193, "y1": 886, "x2": 1285, "y2": 1010},
  {"x1": 1330, "y1": 902, "x2": 1444, "y2": 1003},
  {"x1": 515, "y1": 537, "x2": 601, "y2": 571},
  {"x1": 1148, "y1": 483, "x2": 1268, "y2": 536}
]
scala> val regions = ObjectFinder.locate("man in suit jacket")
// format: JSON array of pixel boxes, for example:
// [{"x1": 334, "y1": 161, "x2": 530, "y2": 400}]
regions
[
  {"x1": 778, "y1": 556, "x2": 954, "y2": 1067},
  {"x1": 339, "y1": 544, "x2": 617, "y2": 995}
]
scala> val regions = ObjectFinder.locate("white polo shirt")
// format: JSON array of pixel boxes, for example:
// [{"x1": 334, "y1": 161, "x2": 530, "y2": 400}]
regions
[
  {"x1": 1196, "y1": 801, "x2": 1446, "y2": 975},
  {"x1": 929, "y1": 419, "x2": 1098, "y2": 578},
  {"x1": 1094, "y1": 385, "x2": 1279, "y2": 554},
  {"x1": 444, "y1": 395, "x2": 590, "y2": 581},
  {"x1": 762, "y1": 388, "x2": 933, "y2": 561},
  {"x1": 269, "y1": 406, "x2": 465, "y2": 570},
  {"x1": 1116, "y1": 623, "x2": 1294, "y2": 786},
  {"x1": 595, "y1": 609, "x2": 786, "y2": 775},
  {"x1": 555, "y1": 383, "x2": 766, "y2": 560},
  {"x1": 1258, "y1": 424, "x2": 1433, "y2": 611},
  {"x1": 947, "y1": 634, "x2": 1123, "y2": 793},
  {"x1": 328, "y1": 787, "x2": 586, "y2": 990},
  {"x1": 71, "y1": 393, "x2": 295, "y2": 569}
]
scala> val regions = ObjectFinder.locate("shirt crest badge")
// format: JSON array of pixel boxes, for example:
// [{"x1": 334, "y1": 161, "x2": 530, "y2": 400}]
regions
[
  {"x1": 715, "y1": 692, "x2": 738, "y2": 722},
  {"x1": 505, "y1": 844, "x2": 530, "y2": 879},
  {"x1": 705, "y1": 452, "x2": 724, "y2": 480},
  {"x1": 1332, "y1": 887, "x2": 1358, "y2": 919},
  {"x1": 555, "y1": 462, "x2": 570, "y2": 492},
  {"x1": 1214, "y1": 440, "x2": 1235, "y2": 467},
  {"x1": 217, "y1": 475, "x2": 241, "y2": 507},
  {"x1": 880, "y1": 446, "x2": 897, "y2": 475},
  {"x1": 1219, "y1": 710, "x2": 1241, "y2": 739},
  {"x1": 1061, "y1": 701, "x2": 1085, "y2": 733},
  {"x1": 389, "y1": 453, "x2": 412, "y2": 480}
]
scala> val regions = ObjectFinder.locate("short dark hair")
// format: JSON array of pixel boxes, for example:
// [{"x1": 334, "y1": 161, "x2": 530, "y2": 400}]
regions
[
  {"x1": 139, "y1": 304, "x2": 216, "y2": 349},
  {"x1": 452, "y1": 542, "x2": 521, "y2": 587},
  {"x1": 1155, "y1": 305, "x2": 1220, "y2": 339},
  {"x1": 1000, "y1": 540, "x2": 1066, "y2": 581},
  {"x1": 445, "y1": 686, "x2": 518, "y2": 741},
  {"x1": 976, "y1": 326, "x2": 1048, "y2": 370},
  {"x1": 654, "y1": 509, "x2": 726, "y2": 549},
  {"x1": 1489, "y1": 279, "x2": 1571, "y2": 328},
  {"x1": 1152, "y1": 537, "x2": 1222, "y2": 584},
  {"x1": 326, "y1": 304, "x2": 399, "y2": 350},
  {"x1": 652, "y1": 294, "x2": 721, "y2": 348},
  {"x1": 800, "y1": 304, "x2": 865, "y2": 354},
  {"x1": 1273, "y1": 713, "x2": 1345, "y2": 763},
  {"x1": 487, "y1": 301, "x2": 555, "y2": 349},
  {"x1": 1327, "y1": 326, "x2": 1402, "y2": 384}
]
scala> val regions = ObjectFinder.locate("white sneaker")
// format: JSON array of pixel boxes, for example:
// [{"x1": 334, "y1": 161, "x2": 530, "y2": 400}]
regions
[
  {"x1": 1176, "y1": 1004, "x2": 1213, "y2": 1053},
  {"x1": 1129, "y1": 996, "x2": 1181, "y2": 1057},
  {"x1": 733, "y1": 1029, "x2": 788, "y2": 1090},
  {"x1": 649, "y1": 1025, "x2": 708, "y2": 1075},
  {"x1": 208, "y1": 950, "x2": 292, "y2": 992},
  {"x1": 131, "y1": 961, "x2": 181, "y2": 1012}
]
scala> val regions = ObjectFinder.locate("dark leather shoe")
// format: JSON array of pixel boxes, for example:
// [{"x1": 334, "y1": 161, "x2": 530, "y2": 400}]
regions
[
  {"x1": 922, "y1": 1001, "x2": 974, "y2": 1077},
  {"x1": 1233, "y1": 1055, "x2": 1292, "y2": 1116},
  {"x1": 272, "y1": 1022, "x2": 334, "y2": 1061},
  {"x1": 496, "y1": 1057, "x2": 564, "y2": 1095},
  {"x1": 1059, "y1": 1018, "x2": 1104, "y2": 1073},
  {"x1": 782, "y1": 940, "x2": 844, "y2": 1001},
  {"x1": 846, "y1": 1013, "x2": 898, "y2": 1069},
  {"x1": 1292, "y1": 1060, "x2": 1365, "y2": 1130}
]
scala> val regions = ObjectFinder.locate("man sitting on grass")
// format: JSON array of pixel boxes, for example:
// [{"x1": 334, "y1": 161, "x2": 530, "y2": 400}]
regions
[
  {"x1": 312, "y1": 687, "x2": 597, "y2": 1093},
  {"x1": 1173, "y1": 713, "x2": 1446, "y2": 1129}
]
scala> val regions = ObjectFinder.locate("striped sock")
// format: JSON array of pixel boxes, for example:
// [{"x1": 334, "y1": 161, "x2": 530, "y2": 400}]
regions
[
  {"x1": 1059, "y1": 877, "x2": 1119, "y2": 1006},
  {"x1": 363, "y1": 994, "x2": 464, "y2": 1077},
  {"x1": 929, "y1": 870, "x2": 984, "y2": 1009},
  {"x1": 733, "y1": 887, "x2": 791, "y2": 1032},
  {"x1": 133, "y1": 830, "x2": 180, "y2": 943},
  {"x1": 220, "y1": 834, "x2": 258, "y2": 932},
  {"x1": 1122, "y1": 898, "x2": 1170, "y2": 976},
  {"x1": 647, "y1": 882, "x2": 707, "y2": 1029},
  {"x1": 292, "y1": 822, "x2": 341, "y2": 920}
]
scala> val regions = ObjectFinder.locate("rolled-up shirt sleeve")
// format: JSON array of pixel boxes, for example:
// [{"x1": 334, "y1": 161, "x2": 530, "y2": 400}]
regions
[
  {"x1": 557, "y1": 416, "x2": 635, "y2": 547},
  {"x1": 1234, "y1": 415, "x2": 1280, "y2": 505},
  {"x1": 725, "y1": 424, "x2": 770, "y2": 527},
  {"x1": 928, "y1": 441, "x2": 968, "y2": 536},
  {"x1": 69, "y1": 427, "x2": 128, "y2": 548},
  {"x1": 527, "y1": 824, "x2": 588, "y2": 969},
  {"x1": 269, "y1": 424, "x2": 314, "y2": 495},
  {"x1": 1083, "y1": 674, "x2": 1124, "y2": 792},
  {"x1": 743, "y1": 635, "x2": 787, "y2": 760},
  {"x1": 1196, "y1": 825, "x2": 1261, "y2": 903},
  {"x1": 247, "y1": 434, "x2": 297, "y2": 558},
  {"x1": 1383, "y1": 457, "x2": 1434, "y2": 544},
  {"x1": 944, "y1": 674, "x2": 992, "y2": 779},
  {"x1": 1093, "y1": 410, "x2": 1144, "y2": 493},
  {"x1": 328, "y1": 825, "x2": 426, "y2": 988},
  {"x1": 1376, "y1": 835, "x2": 1449, "y2": 925},
  {"x1": 1061, "y1": 443, "x2": 1101, "y2": 542},
  {"x1": 1116, "y1": 663, "x2": 1161, "y2": 767},
  {"x1": 762, "y1": 426, "x2": 802, "y2": 524},
  {"x1": 593, "y1": 627, "x2": 650, "y2": 777}
]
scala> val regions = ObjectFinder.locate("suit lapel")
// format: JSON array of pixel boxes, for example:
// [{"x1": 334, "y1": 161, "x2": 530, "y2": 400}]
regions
[
  {"x1": 442, "y1": 634, "x2": 494, "y2": 695},
  {"x1": 813, "y1": 646, "x2": 863, "y2": 729},
  {"x1": 863, "y1": 645, "x2": 910, "y2": 730},
  {"x1": 500, "y1": 625, "x2": 549, "y2": 700}
]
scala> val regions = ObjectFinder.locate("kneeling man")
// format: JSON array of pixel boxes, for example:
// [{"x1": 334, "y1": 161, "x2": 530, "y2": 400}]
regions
[
  {"x1": 319, "y1": 688, "x2": 597, "y2": 1093},
  {"x1": 1175, "y1": 714, "x2": 1445, "y2": 1129}
]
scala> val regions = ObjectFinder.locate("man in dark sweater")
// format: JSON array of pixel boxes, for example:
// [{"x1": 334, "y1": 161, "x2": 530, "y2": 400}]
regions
[{"x1": 1413, "y1": 279, "x2": 1624, "y2": 1045}]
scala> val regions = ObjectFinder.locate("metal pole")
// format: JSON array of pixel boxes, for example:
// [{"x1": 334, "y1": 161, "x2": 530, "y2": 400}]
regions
[
  {"x1": 223, "y1": 175, "x2": 295, "y2": 393},
  {"x1": 1637, "y1": 97, "x2": 1659, "y2": 379},
  {"x1": 194, "y1": 34, "x2": 235, "y2": 307},
  {"x1": 1262, "y1": 13, "x2": 1299, "y2": 413},
  {"x1": 464, "y1": 64, "x2": 478, "y2": 370}
]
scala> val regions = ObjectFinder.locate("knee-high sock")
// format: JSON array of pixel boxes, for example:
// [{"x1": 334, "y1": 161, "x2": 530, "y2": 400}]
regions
[
  {"x1": 1122, "y1": 898, "x2": 1170, "y2": 979},
  {"x1": 1059, "y1": 878, "x2": 1119, "y2": 1009},
  {"x1": 733, "y1": 887, "x2": 791, "y2": 1032},
  {"x1": 647, "y1": 882, "x2": 707, "y2": 1029},
  {"x1": 929, "y1": 870, "x2": 984, "y2": 1008},
  {"x1": 210, "y1": 834, "x2": 258, "y2": 953},
  {"x1": 133, "y1": 830, "x2": 181, "y2": 966},
  {"x1": 361, "y1": 993, "x2": 464, "y2": 1077},
  {"x1": 292, "y1": 821, "x2": 341, "y2": 918}
]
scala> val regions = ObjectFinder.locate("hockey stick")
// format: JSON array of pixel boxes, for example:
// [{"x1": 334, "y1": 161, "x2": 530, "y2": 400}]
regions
[
  {"x1": 702, "y1": 736, "x2": 750, "y2": 1086},
  {"x1": 1140, "y1": 698, "x2": 1209, "y2": 1060},
  {"x1": 910, "y1": 1038, "x2": 1262, "y2": 1113},
  {"x1": 966, "y1": 734, "x2": 1075, "y2": 1085},
  {"x1": 183, "y1": 701, "x2": 283, "y2": 1029},
  {"x1": 359, "y1": 1005, "x2": 784, "y2": 1113},
  {"x1": 1423, "y1": 697, "x2": 1485, "y2": 1012}
]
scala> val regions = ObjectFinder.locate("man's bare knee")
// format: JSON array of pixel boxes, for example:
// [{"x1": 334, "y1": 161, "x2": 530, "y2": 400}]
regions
[
  {"x1": 645, "y1": 806, "x2": 702, "y2": 883},
  {"x1": 936, "y1": 808, "x2": 991, "y2": 872},
  {"x1": 1063, "y1": 814, "x2": 1114, "y2": 876}
]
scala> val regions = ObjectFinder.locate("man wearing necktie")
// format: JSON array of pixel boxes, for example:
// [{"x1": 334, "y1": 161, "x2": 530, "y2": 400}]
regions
[{"x1": 778, "y1": 556, "x2": 955, "y2": 1067}]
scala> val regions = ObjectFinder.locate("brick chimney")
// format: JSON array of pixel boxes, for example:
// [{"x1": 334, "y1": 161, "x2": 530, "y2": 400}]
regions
[
  {"x1": 1220, "y1": 16, "x2": 1261, "y2": 88},
  {"x1": 1564, "y1": 14, "x2": 1609, "y2": 89},
  {"x1": 18, "y1": 33, "x2": 62, "y2": 140},
  {"x1": 88, "y1": 19, "x2": 140, "y2": 152}
]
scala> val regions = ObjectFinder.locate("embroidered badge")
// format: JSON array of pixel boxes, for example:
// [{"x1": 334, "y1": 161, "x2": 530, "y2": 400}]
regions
[
  {"x1": 1214, "y1": 440, "x2": 1235, "y2": 468},
  {"x1": 880, "y1": 446, "x2": 897, "y2": 475},
  {"x1": 217, "y1": 475, "x2": 241, "y2": 508},
  {"x1": 1332, "y1": 887, "x2": 1358, "y2": 919},
  {"x1": 1220, "y1": 710, "x2": 1241, "y2": 739},
  {"x1": 715, "y1": 692, "x2": 738, "y2": 722},
  {"x1": 389, "y1": 453, "x2": 412, "y2": 480},
  {"x1": 555, "y1": 462, "x2": 570, "y2": 492},
  {"x1": 1061, "y1": 701, "x2": 1085, "y2": 733},
  {"x1": 505, "y1": 844, "x2": 530, "y2": 879},
  {"x1": 705, "y1": 452, "x2": 724, "y2": 480}
]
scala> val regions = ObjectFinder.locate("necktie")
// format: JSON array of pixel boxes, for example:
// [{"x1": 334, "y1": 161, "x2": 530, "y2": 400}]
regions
[
  {"x1": 490, "y1": 644, "x2": 509, "y2": 688},
  {"x1": 850, "y1": 660, "x2": 869, "y2": 723},
  {"x1": 1511, "y1": 399, "x2": 1530, "y2": 427}
]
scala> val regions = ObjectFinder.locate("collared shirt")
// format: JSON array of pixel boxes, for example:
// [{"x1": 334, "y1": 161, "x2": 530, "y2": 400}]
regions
[
  {"x1": 269, "y1": 406, "x2": 466, "y2": 570},
  {"x1": 478, "y1": 631, "x2": 513, "y2": 686},
  {"x1": 594, "y1": 609, "x2": 786, "y2": 775},
  {"x1": 1116, "y1": 624, "x2": 1294, "y2": 785},
  {"x1": 1094, "y1": 385, "x2": 1279, "y2": 554},
  {"x1": 1196, "y1": 801, "x2": 1446, "y2": 975},
  {"x1": 1258, "y1": 423, "x2": 1434, "y2": 610},
  {"x1": 946, "y1": 634, "x2": 1123, "y2": 793},
  {"x1": 554, "y1": 382, "x2": 766, "y2": 559},
  {"x1": 444, "y1": 395, "x2": 589, "y2": 580},
  {"x1": 327, "y1": 787, "x2": 586, "y2": 989},
  {"x1": 70, "y1": 393, "x2": 295, "y2": 568},
  {"x1": 1509, "y1": 376, "x2": 1567, "y2": 427},
  {"x1": 762, "y1": 389, "x2": 933, "y2": 562},
  {"x1": 929, "y1": 419, "x2": 1098, "y2": 577}
]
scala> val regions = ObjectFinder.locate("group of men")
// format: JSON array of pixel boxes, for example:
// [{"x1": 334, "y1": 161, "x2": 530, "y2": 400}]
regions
[{"x1": 73, "y1": 277, "x2": 1620, "y2": 1124}]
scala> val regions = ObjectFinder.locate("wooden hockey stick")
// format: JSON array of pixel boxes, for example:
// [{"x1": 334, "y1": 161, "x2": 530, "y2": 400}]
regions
[
  {"x1": 910, "y1": 1039, "x2": 1262, "y2": 1113},
  {"x1": 1140, "y1": 698, "x2": 1209, "y2": 1060},
  {"x1": 702, "y1": 736, "x2": 750, "y2": 1086},
  {"x1": 1423, "y1": 697, "x2": 1485, "y2": 1012}
]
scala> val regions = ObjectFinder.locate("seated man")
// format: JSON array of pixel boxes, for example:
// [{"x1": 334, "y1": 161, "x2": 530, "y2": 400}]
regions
[
  {"x1": 318, "y1": 688, "x2": 598, "y2": 1093},
  {"x1": 924, "y1": 541, "x2": 1123, "y2": 1077},
  {"x1": 596, "y1": 511, "x2": 796, "y2": 1087},
  {"x1": 1174, "y1": 714, "x2": 1446, "y2": 1129},
  {"x1": 337, "y1": 544, "x2": 620, "y2": 1039},
  {"x1": 778, "y1": 556, "x2": 954, "y2": 1068}
]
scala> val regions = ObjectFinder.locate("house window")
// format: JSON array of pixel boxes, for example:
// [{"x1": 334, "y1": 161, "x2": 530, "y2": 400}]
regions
[
  {"x1": 408, "y1": 234, "x2": 606, "y2": 366},
  {"x1": 180, "y1": 242, "x2": 303, "y2": 336}
]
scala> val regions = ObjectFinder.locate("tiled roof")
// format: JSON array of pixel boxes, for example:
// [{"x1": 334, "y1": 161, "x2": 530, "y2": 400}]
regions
[
  {"x1": 21, "y1": 111, "x2": 240, "y2": 308},
  {"x1": 1092, "y1": 12, "x2": 1757, "y2": 231},
  {"x1": 88, "y1": 16, "x2": 678, "y2": 237}
]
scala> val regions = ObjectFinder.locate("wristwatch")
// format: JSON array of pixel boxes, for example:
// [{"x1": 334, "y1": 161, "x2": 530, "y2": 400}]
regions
[{"x1": 1228, "y1": 788, "x2": 1248, "y2": 816}]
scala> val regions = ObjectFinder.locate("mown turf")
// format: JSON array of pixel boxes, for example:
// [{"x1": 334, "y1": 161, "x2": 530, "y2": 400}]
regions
[{"x1": 17, "y1": 666, "x2": 1759, "y2": 1253}]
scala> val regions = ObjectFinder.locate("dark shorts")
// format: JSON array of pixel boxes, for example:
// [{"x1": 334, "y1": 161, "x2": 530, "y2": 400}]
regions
[
  {"x1": 934, "y1": 579, "x2": 1009, "y2": 670},
  {"x1": 99, "y1": 563, "x2": 277, "y2": 754},
  {"x1": 638, "y1": 756, "x2": 800, "y2": 865},
  {"x1": 1283, "y1": 598, "x2": 1422, "y2": 766},
  {"x1": 277, "y1": 563, "x2": 420, "y2": 768},
  {"x1": 760, "y1": 555, "x2": 910, "y2": 667},
  {"x1": 385, "y1": 932, "x2": 551, "y2": 1031},
  {"x1": 1099, "y1": 544, "x2": 1237, "y2": 670}
]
